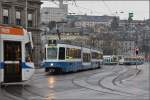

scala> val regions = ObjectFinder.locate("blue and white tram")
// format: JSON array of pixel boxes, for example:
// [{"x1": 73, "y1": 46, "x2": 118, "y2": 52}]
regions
[
  {"x1": 42, "y1": 43, "x2": 103, "y2": 73},
  {"x1": 119, "y1": 56, "x2": 144, "y2": 65},
  {"x1": 0, "y1": 25, "x2": 34, "y2": 84},
  {"x1": 103, "y1": 55, "x2": 118, "y2": 65}
]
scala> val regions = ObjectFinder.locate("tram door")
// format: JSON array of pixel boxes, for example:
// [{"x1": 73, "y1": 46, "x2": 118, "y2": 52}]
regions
[{"x1": 4, "y1": 41, "x2": 22, "y2": 82}]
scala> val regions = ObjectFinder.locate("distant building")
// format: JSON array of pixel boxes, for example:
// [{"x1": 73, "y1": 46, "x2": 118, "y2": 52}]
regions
[
  {"x1": 67, "y1": 15, "x2": 116, "y2": 27},
  {"x1": 119, "y1": 20, "x2": 146, "y2": 27},
  {"x1": 0, "y1": 0, "x2": 42, "y2": 67},
  {"x1": 118, "y1": 39, "x2": 135, "y2": 56},
  {"x1": 40, "y1": 0, "x2": 68, "y2": 24},
  {"x1": 41, "y1": 26, "x2": 82, "y2": 45}
]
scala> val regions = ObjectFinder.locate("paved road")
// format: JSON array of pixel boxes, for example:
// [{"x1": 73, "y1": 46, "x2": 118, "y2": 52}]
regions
[{"x1": 0, "y1": 63, "x2": 149, "y2": 100}]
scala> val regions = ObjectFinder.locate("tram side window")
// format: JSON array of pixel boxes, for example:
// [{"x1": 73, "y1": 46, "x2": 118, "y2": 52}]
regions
[
  {"x1": 92, "y1": 52, "x2": 100, "y2": 59},
  {"x1": 66, "y1": 48, "x2": 81, "y2": 59},
  {"x1": 25, "y1": 42, "x2": 33, "y2": 62},
  {"x1": 92, "y1": 52, "x2": 96, "y2": 59},
  {"x1": 83, "y1": 53, "x2": 91, "y2": 62},
  {"x1": 100, "y1": 53, "x2": 103, "y2": 59},
  {"x1": 92, "y1": 52, "x2": 103, "y2": 59},
  {"x1": 59, "y1": 47, "x2": 65, "y2": 60}
]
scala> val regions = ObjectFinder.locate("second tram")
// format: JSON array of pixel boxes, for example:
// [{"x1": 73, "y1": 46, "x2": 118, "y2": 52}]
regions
[
  {"x1": 119, "y1": 56, "x2": 144, "y2": 65},
  {"x1": 103, "y1": 55, "x2": 119, "y2": 65}
]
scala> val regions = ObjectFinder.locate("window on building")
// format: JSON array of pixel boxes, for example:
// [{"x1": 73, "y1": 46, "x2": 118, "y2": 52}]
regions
[
  {"x1": 28, "y1": 13, "x2": 33, "y2": 27},
  {"x1": 3, "y1": 9, "x2": 9, "y2": 24},
  {"x1": 16, "y1": 11, "x2": 21, "y2": 25},
  {"x1": 44, "y1": 12, "x2": 48, "y2": 14}
]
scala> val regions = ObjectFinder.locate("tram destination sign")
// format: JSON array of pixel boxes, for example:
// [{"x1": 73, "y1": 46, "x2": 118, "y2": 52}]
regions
[{"x1": 0, "y1": 25, "x2": 24, "y2": 36}]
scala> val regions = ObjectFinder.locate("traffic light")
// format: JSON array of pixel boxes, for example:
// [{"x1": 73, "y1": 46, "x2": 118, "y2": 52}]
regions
[
  {"x1": 128, "y1": 12, "x2": 134, "y2": 22},
  {"x1": 135, "y1": 48, "x2": 139, "y2": 55},
  {"x1": 129, "y1": 12, "x2": 133, "y2": 17},
  {"x1": 57, "y1": 29, "x2": 61, "y2": 40}
]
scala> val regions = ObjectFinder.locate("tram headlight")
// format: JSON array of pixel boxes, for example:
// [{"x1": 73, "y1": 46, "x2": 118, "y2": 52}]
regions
[{"x1": 50, "y1": 63, "x2": 54, "y2": 66}]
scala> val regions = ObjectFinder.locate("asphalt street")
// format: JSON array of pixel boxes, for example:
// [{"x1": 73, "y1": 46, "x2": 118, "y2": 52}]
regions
[{"x1": 0, "y1": 63, "x2": 149, "y2": 100}]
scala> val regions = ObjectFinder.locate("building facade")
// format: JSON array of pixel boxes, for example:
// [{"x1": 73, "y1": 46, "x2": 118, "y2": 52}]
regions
[
  {"x1": 40, "y1": 0, "x2": 68, "y2": 24},
  {"x1": 67, "y1": 15, "x2": 115, "y2": 28},
  {"x1": 118, "y1": 40, "x2": 135, "y2": 56},
  {"x1": 0, "y1": 0, "x2": 42, "y2": 67}
]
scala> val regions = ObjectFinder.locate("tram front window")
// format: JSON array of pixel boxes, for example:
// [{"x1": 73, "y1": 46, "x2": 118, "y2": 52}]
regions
[
  {"x1": 25, "y1": 42, "x2": 33, "y2": 62},
  {"x1": 47, "y1": 47, "x2": 57, "y2": 59}
]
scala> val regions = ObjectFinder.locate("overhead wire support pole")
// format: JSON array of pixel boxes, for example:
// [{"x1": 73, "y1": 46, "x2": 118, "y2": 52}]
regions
[{"x1": 25, "y1": 0, "x2": 28, "y2": 30}]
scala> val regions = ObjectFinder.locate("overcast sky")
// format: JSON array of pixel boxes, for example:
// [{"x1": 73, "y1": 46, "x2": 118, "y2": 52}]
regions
[{"x1": 41, "y1": 1, "x2": 149, "y2": 20}]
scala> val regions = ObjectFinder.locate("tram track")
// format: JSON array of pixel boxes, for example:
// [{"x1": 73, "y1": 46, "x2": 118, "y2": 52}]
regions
[
  {"x1": 71, "y1": 65, "x2": 141, "y2": 97},
  {"x1": 98, "y1": 73, "x2": 136, "y2": 96},
  {"x1": 1, "y1": 84, "x2": 48, "y2": 100},
  {"x1": 71, "y1": 73, "x2": 122, "y2": 96},
  {"x1": 1, "y1": 86, "x2": 28, "y2": 100},
  {"x1": 112, "y1": 66, "x2": 141, "y2": 86},
  {"x1": 71, "y1": 65, "x2": 127, "y2": 96},
  {"x1": 1, "y1": 88, "x2": 19, "y2": 100},
  {"x1": 97, "y1": 65, "x2": 145, "y2": 96}
]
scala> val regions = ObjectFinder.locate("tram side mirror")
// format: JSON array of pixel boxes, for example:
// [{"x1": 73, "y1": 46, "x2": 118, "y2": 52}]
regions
[
  {"x1": 28, "y1": 32, "x2": 33, "y2": 49},
  {"x1": 26, "y1": 56, "x2": 32, "y2": 62}
]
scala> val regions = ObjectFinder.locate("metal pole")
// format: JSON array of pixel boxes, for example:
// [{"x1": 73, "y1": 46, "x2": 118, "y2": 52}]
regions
[
  {"x1": 149, "y1": 0, "x2": 150, "y2": 19},
  {"x1": 147, "y1": 3, "x2": 149, "y2": 69},
  {"x1": 148, "y1": 0, "x2": 150, "y2": 68},
  {"x1": 136, "y1": 54, "x2": 138, "y2": 69},
  {"x1": 25, "y1": 0, "x2": 28, "y2": 30}
]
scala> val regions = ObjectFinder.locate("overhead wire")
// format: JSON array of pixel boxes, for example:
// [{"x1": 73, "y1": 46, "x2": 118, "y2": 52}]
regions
[
  {"x1": 102, "y1": 0, "x2": 115, "y2": 16},
  {"x1": 70, "y1": 0, "x2": 115, "y2": 16},
  {"x1": 71, "y1": 0, "x2": 85, "y2": 14},
  {"x1": 41, "y1": 0, "x2": 115, "y2": 16},
  {"x1": 71, "y1": 0, "x2": 104, "y2": 15}
]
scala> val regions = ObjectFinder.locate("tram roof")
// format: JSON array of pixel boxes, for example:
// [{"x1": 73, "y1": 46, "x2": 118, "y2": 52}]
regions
[{"x1": 48, "y1": 40, "x2": 103, "y2": 52}]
